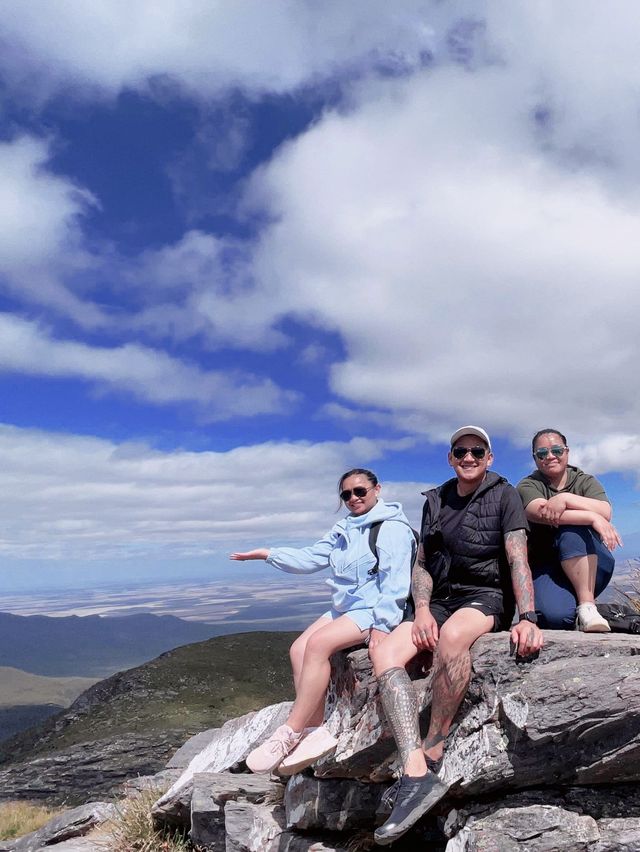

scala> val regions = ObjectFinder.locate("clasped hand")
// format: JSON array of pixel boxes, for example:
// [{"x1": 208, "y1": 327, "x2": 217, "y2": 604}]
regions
[{"x1": 536, "y1": 494, "x2": 568, "y2": 525}]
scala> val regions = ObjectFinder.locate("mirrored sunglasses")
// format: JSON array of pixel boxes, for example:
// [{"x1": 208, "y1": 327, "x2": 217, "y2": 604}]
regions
[{"x1": 534, "y1": 445, "x2": 567, "y2": 460}]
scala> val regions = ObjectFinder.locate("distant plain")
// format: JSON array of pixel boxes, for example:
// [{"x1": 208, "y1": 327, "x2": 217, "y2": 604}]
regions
[{"x1": 1, "y1": 572, "x2": 330, "y2": 632}]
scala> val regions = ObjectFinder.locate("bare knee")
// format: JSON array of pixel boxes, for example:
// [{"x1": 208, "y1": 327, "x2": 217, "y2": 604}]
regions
[
  {"x1": 438, "y1": 624, "x2": 473, "y2": 657},
  {"x1": 303, "y1": 631, "x2": 335, "y2": 663},
  {"x1": 370, "y1": 629, "x2": 417, "y2": 677}
]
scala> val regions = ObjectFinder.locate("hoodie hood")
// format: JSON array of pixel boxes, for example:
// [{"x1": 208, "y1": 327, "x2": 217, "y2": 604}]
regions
[{"x1": 342, "y1": 498, "x2": 412, "y2": 533}]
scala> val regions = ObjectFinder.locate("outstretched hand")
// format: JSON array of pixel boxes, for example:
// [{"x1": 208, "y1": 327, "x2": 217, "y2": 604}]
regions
[
  {"x1": 229, "y1": 548, "x2": 270, "y2": 561},
  {"x1": 510, "y1": 620, "x2": 544, "y2": 658}
]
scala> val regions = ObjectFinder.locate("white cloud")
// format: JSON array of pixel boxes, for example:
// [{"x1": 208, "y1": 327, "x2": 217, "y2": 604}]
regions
[
  {"x1": 122, "y1": 230, "x2": 287, "y2": 350},
  {"x1": 0, "y1": 313, "x2": 296, "y2": 418},
  {"x1": 198, "y1": 63, "x2": 640, "y2": 446},
  {"x1": 572, "y1": 435, "x2": 640, "y2": 482},
  {"x1": 0, "y1": 136, "x2": 102, "y2": 323},
  {"x1": 486, "y1": 1, "x2": 640, "y2": 191},
  {"x1": 0, "y1": 424, "x2": 425, "y2": 560},
  {"x1": 0, "y1": 0, "x2": 436, "y2": 99},
  {"x1": 2, "y1": 5, "x2": 640, "y2": 467}
]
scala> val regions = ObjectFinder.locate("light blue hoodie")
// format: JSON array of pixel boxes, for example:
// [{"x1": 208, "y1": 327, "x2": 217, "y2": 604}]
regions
[{"x1": 266, "y1": 499, "x2": 415, "y2": 633}]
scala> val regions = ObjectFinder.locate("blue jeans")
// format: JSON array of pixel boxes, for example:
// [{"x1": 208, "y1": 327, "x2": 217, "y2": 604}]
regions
[{"x1": 531, "y1": 525, "x2": 615, "y2": 630}]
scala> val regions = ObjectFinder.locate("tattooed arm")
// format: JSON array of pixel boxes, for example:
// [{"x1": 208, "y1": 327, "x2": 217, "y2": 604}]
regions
[
  {"x1": 504, "y1": 529, "x2": 544, "y2": 656},
  {"x1": 411, "y1": 542, "x2": 433, "y2": 608},
  {"x1": 504, "y1": 529, "x2": 535, "y2": 613},
  {"x1": 411, "y1": 542, "x2": 439, "y2": 651}
]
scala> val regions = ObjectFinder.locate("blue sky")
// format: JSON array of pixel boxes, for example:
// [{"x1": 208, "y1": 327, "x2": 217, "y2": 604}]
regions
[{"x1": 0, "y1": 2, "x2": 639, "y2": 594}]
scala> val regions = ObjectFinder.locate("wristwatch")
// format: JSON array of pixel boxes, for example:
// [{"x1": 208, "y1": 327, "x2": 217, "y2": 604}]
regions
[{"x1": 519, "y1": 611, "x2": 538, "y2": 624}]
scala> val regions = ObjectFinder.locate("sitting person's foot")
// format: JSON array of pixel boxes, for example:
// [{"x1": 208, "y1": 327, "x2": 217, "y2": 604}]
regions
[
  {"x1": 379, "y1": 757, "x2": 442, "y2": 815},
  {"x1": 278, "y1": 725, "x2": 338, "y2": 774},
  {"x1": 575, "y1": 602, "x2": 611, "y2": 633},
  {"x1": 245, "y1": 724, "x2": 303, "y2": 773},
  {"x1": 374, "y1": 771, "x2": 450, "y2": 845},
  {"x1": 379, "y1": 777, "x2": 401, "y2": 814}
]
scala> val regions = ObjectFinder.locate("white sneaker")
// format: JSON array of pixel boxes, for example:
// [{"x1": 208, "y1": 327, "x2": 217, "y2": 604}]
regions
[
  {"x1": 278, "y1": 725, "x2": 338, "y2": 774},
  {"x1": 575, "y1": 603, "x2": 611, "y2": 633},
  {"x1": 245, "y1": 724, "x2": 302, "y2": 773}
]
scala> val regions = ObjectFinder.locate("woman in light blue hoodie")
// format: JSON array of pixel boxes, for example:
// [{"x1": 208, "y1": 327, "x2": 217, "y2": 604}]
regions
[{"x1": 230, "y1": 468, "x2": 415, "y2": 774}]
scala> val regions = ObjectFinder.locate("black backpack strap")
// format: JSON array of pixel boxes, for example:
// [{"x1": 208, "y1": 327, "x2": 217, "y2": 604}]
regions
[
  {"x1": 367, "y1": 521, "x2": 419, "y2": 577},
  {"x1": 367, "y1": 521, "x2": 384, "y2": 576}
]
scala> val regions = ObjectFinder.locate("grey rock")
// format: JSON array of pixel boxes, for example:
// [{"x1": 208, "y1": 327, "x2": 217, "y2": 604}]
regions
[
  {"x1": 34, "y1": 840, "x2": 106, "y2": 851},
  {"x1": 445, "y1": 804, "x2": 599, "y2": 850},
  {"x1": 166, "y1": 728, "x2": 219, "y2": 769},
  {"x1": 593, "y1": 817, "x2": 640, "y2": 851},
  {"x1": 7, "y1": 802, "x2": 115, "y2": 852},
  {"x1": 285, "y1": 773, "x2": 386, "y2": 830},
  {"x1": 190, "y1": 779, "x2": 225, "y2": 850},
  {"x1": 318, "y1": 632, "x2": 640, "y2": 799},
  {"x1": 188, "y1": 771, "x2": 282, "y2": 847},
  {"x1": 152, "y1": 702, "x2": 291, "y2": 823},
  {"x1": 317, "y1": 642, "x2": 409, "y2": 780},
  {"x1": 224, "y1": 801, "x2": 347, "y2": 851},
  {"x1": 0, "y1": 732, "x2": 182, "y2": 805},
  {"x1": 120, "y1": 768, "x2": 182, "y2": 795},
  {"x1": 443, "y1": 785, "x2": 640, "y2": 838},
  {"x1": 445, "y1": 805, "x2": 640, "y2": 851}
]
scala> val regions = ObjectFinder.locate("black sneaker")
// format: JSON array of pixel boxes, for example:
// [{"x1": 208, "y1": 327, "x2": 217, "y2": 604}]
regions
[
  {"x1": 379, "y1": 778, "x2": 400, "y2": 813},
  {"x1": 374, "y1": 772, "x2": 449, "y2": 845},
  {"x1": 378, "y1": 758, "x2": 442, "y2": 814}
]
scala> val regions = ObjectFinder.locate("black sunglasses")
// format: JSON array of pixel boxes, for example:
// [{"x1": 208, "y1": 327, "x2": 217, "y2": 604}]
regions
[
  {"x1": 340, "y1": 485, "x2": 375, "y2": 502},
  {"x1": 534, "y1": 445, "x2": 567, "y2": 460},
  {"x1": 452, "y1": 446, "x2": 487, "y2": 460}
]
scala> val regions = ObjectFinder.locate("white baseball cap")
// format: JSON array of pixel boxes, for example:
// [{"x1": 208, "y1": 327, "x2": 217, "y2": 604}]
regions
[{"x1": 450, "y1": 425, "x2": 492, "y2": 450}]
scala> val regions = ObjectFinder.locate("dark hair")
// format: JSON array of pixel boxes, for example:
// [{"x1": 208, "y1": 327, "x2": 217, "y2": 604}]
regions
[
  {"x1": 338, "y1": 468, "x2": 378, "y2": 500},
  {"x1": 531, "y1": 428, "x2": 568, "y2": 453}
]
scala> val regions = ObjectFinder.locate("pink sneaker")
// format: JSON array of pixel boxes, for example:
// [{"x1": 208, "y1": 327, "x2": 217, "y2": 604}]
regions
[
  {"x1": 278, "y1": 725, "x2": 338, "y2": 774},
  {"x1": 245, "y1": 724, "x2": 302, "y2": 773}
]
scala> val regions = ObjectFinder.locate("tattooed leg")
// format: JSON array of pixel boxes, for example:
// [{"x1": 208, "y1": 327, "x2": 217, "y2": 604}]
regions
[
  {"x1": 423, "y1": 649, "x2": 471, "y2": 762},
  {"x1": 378, "y1": 667, "x2": 428, "y2": 775},
  {"x1": 422, "y1": 606, "x2": 495, "y2": 762}
]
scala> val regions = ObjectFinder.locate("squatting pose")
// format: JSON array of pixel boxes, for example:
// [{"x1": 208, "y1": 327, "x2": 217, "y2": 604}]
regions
[{"x1": 517, "y1": 428, "x2": 622, "y2": 631}]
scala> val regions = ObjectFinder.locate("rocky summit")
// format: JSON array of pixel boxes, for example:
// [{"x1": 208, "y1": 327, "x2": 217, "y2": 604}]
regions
[{"x1": 3, "y1": 630, "x2": 640, "y2": 850}]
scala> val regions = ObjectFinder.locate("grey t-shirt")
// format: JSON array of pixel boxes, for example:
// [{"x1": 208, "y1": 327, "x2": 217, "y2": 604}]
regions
[{"x1": 517, "y1": 465, "x2": 608, "y2": 567}]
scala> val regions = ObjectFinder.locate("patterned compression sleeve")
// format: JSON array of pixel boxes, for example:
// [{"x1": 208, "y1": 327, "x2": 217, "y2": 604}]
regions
[{"x1": 377, "y1": 667, "x2": 421, "y2": 767}]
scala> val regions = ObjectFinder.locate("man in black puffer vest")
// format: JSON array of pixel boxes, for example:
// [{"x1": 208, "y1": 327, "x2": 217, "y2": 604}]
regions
[{"x1": 370, "y1": 426, "x2": 544, "y2": 846}]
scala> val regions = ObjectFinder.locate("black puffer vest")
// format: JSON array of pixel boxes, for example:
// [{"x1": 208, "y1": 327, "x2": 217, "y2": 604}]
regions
[{"x1": 420, "y1": 471, "x2": 511, "y2": 598}]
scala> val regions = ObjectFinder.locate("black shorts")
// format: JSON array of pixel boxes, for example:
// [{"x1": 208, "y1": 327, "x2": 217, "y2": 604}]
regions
[{"x1": 407, "y1": 587, "x2": 508, "y2": 632}]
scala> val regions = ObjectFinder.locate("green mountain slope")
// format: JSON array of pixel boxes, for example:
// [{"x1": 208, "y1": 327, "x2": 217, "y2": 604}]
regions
[{"x1": 0, "y1": 631, "x2": 297, "y2": 769}]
